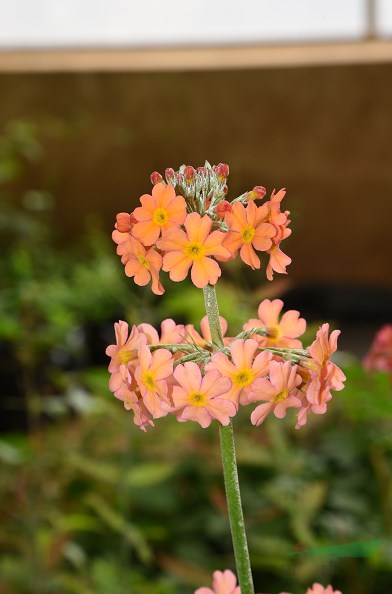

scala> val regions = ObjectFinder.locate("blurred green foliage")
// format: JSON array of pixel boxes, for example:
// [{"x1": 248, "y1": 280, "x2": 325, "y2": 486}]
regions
[
  {"x1": 1, "y1": 120, "x2": 391, "y2": 594},
  {"x1": 1, "y1": 364, "x2": 392, "y2": 594}
]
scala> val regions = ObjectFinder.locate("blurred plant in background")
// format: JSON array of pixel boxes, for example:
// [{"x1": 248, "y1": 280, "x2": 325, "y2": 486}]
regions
[
  {"x1": 1, "y1": 363, "x2": 392, "y2": 594},
  {"x1": 1, "y1": 121, "x2": 392, "y2": 594}
]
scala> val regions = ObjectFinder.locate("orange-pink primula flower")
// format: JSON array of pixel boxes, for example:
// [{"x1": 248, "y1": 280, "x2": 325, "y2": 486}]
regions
[
  {"x1": 158, "y1": 212, "x2": 231, "y2": 288},
  {"x1": 206, "y1": 339, "x2": 272, "y2": 407},
  {"x1": 243, "y1": 299, "x2": 306, "y2": 349},
  {"x1": 195, "y1": 569, "x2": 240, "y2": 594},
  {"x1": 132, "y1": 182, "x2": 186, "y2": 246},
  {"x1": 223, "y1": 200, "x2": 276, "y2": 270},
  {"x1": 249, "y1": 360, "x2": 302, "y2": 426},
  {"x1": 185, "y1": 315, "x2": 229, "y2": 348},
  {"x1": 134, "y1": 344, "x2": 174, "y2": 419},
  {"x1": 138, "y1": 318, "x2": 186, "y2": 346},
  {"x1": 296, "y1": 323, "x2": 345, "y2": 429},
  {"x1": 264, "y1": 189, "x2": 292, "y2": 281},
  {"x1": 306, "y1": 584, "x2": 342, "y2": 594},
  {"x1": 115, "y1": 367, "x2": 154, "y2": 432},
  {"x1": 105, "y1": 321, "x2": 146, "y2": 393},
  {"x1": 172, "y1": 362, "x2": 236, "y2": 428},
  {"x1": 363, "y1": 324, "x2": 392, "y2": 377},
  {"x1": 116, "y1": 235, "x2": 164, "y2": 295}
]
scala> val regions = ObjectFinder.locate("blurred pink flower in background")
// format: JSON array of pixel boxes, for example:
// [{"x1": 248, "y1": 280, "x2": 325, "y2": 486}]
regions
[
  {"x1": 363, "y1": 324, "x2": 392, "y2": 379},
  {"x1": 195, "y1": 569, "x2": 240, "y2": 594}
]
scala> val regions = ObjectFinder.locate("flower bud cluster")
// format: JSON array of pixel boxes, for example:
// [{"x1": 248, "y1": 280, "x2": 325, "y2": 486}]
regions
[
  {"x1": 112, "y1": 162, "x2": 292, "y2": 294},
  {"x1": 162, "y1": 161, "x2": 229, "y2": 214},
  {"x1": 106, "y1": 299, "x2": 345, "y2": 432}
]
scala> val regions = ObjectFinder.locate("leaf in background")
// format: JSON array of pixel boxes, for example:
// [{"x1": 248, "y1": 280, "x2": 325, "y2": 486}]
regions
[{"x1": 85, "y1": 493, "x2": 151, "y2": 564}]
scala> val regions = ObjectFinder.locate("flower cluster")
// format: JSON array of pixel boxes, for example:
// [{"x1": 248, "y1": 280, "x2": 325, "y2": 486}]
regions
[
  {"x1": 194, "y1": 569, "x2": 342, "y2": 594},
  {"x1": 106, "y1": 299, "x2": 345, "y2": 432},
  {"x1": 112, "y1": 162, "x2": 291, "y2": 293}
]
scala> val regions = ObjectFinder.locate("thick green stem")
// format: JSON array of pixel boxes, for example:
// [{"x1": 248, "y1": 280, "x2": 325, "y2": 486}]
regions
[{"x1": 202, "y1": 284, "x2": 255, "y2": 594}]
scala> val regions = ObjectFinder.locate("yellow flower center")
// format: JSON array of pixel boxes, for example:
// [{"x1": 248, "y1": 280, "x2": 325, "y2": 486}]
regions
[
  {"x1": 185, "y1": 242, "x2": 205, "y2": 259},
  {"x1": 266, "y1": 326, "x2": 281, "y2": 343},
  {"x1": 142, "y1": 371, "x2": 156, "y2": 390},
  {"x1": 137, "y1": 254, "x2": 150, "y2": 269},
  {"x1": 188, "y1": 391, "x2": 208, "y2": 406},
  {"x1": 241, "y1": 226, "x2": 255, "y2": 244},
  {"x1": 274, "y1": 390, "x2": 288, "y2": 404},
  {"x1": 153, "y1": 208, "x2": 169, "y2": 226},
  {"x1": 233, "y1": 369, "x2": 255, "y2": 387},
  {"x1": 119, "y1": 349, "x2": 136, "y2": 365}
]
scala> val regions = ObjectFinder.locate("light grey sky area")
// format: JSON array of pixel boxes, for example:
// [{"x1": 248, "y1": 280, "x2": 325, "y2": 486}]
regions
[{"x1": 0, "y1": 0, "x2": 390, "y2": 49}]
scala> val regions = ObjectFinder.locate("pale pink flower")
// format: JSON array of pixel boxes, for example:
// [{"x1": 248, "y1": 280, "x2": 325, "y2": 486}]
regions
[
  {"x1": 206, "y1": 339, "x2": 272, "y2": 407},
  {"x1": 172, "y1": 362, "x2": 236, "y2": 428},
  {"x1": 105, "y1": 321, "x2": 146, "y2": 393},
  {"x1": 306, "y1": 584, "x2": 342, "y2": 594},
  {"x1": 195, "y1": 569, "x2": 240, "y2": 594},
  {"x1": 134, "y1": 345, "x2": 174, "y2": 419},
  {"x1": 115, "y1": 367, "x2": 154, "y2": 432},
  {"x1": 296, "y1": 324, "x2": 346, "y2": 429},
  {"x1": 249, "y1": 360, "x2": 302, "y2": 426},
  {"x1": 243, "y1": 299, "x2": 306, "y2": 349}
]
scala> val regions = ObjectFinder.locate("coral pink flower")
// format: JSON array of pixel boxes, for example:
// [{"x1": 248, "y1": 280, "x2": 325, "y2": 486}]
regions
[
  {"x1": 134, "y1": 345, "x2": 174, "y2": 418},
  {"x1": 172, "y1": 362, "x2": 236, "y2": 428},
  {"x1": 115, "y1": 367, "x2": 154, "y2": 432},
  {"x1": 206, "y1": 339, "x2": 272, "y2": 407},
  {"x1": 248, "y1": 360, "x2": 302, "y2": 426},
  {"x1": 363, "y1": 324, "x2": 392, "y2": 377},
  {"x1": 158, "y1": 212, "x2": 231, "y2": 288},
  {"x1": 115, "y1": 212, "x2": 137, "y2": 233},
  {"x1": 185, "y1": 315, "x2": 228, "y2": 348},
  {"x1": 105, "y1": 322, "x2": 146, "y2": 393},
  {"x1": 223, "y1": 200, "x2": 276, "y2": 270},
  {"x1": 116, "y1": 235, "x2": 164, "y2": 295},
  {"x1": 138, "y1": 318, "x2": 185, "y2": 346},
  {"x1": 306, "y1": 584, "x2": 342, "y2": 594},
  {"x1": 264, "y1": 189, "x2": 292, "y2": 281},
  {"x1": 266, "y1": 245, "x2": 292, "y2": 281},
  {"x1": 132, "y1": 183, "x2": 187, "y2": 246},
  {"x1": 195, "y1": 569, "x2": 240, "y2": 594},
  {"x1": 296, "y1": 324, "x2": 346, "y2": 429},
  {"x1": 243, "y1": 299, "x2": 306, "y2": 349}
]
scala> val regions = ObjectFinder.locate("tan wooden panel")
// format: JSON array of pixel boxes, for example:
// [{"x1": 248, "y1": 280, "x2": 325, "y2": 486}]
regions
[{"x1": 1, "y1": 41, "x2": 392, "y2": 73}]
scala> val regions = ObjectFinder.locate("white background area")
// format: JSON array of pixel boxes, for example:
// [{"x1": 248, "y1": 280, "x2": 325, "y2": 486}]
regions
[{"x1": 0, "y1": 0, "x2": 390, "y2": 49}]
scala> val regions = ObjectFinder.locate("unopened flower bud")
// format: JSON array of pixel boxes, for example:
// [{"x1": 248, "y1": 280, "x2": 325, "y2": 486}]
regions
[
  {"x1": 214, "y1": 163, "x2": 229, "y2": 182},
  {"x1": 246, "y1": 186, "x2": 267, "y2": 201},
  {"x1": 252, "y1": 185, "x2": 266, "y2": 199},
  {"x1": 215, "y1": 200, "x2": 232, "y2": 218},
  {"x1": 165, "y1": 168, "x2": 176, "y2": 184},
  {"x1": 222, "y1": 184, "x2": 228, "y2": 195},
  {"x1": 150, "y1": 171, "x2": 163, "y2": 186},
  {"x1": 197, "y1": 167, "x2": 208, "y2": 176},
  {"x1": 116, "y1": 212, "x2": 133, "y2": 232},
  {"x1": 184, "y1": 165, "x2": 195, "y2": 182}
]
